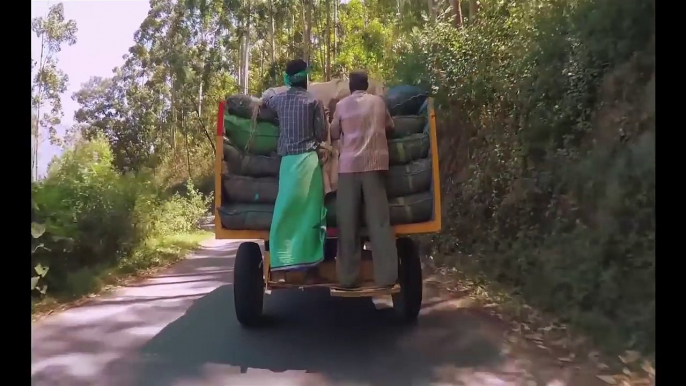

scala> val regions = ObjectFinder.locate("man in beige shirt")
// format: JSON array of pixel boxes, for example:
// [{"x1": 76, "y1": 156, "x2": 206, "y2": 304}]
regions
[{"x1": 330, "y1": 71, "x2": 398, "y2": 288}]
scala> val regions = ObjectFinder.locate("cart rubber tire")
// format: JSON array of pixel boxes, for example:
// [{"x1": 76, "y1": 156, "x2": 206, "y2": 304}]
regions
[
  {"x1": 392, "y1": 237, "x2": 423, "y2": 321},
  {"x1": 234, "y1": 242, "x2": 265, "y2": 327}
]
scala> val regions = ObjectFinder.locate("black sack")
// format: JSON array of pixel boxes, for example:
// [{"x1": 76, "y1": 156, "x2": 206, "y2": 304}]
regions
[
  {"x1": 224, "y1": 141, "x2": 281, "y2": 177},
  {"x1": 389, "y1": 115, "x2": 427, "y2": 139},
  {"x1": 324, "y1": 191, "x2": 433, "y2": 227},
  {"x1": 385, "y1": 85, "x2": 428, "y2": 116},
  {"x1": 218, "y1": 204, "x2": 273, "y2": 230},
  {"x1": 388, "y1": 133, "x2": 430, "y2": 165},
  {"x1": 387, "y1": 158, "x2": 432, "y2": 198},
  {"x1": 388, "y1": 192, "x2": 434, "y2": 225},
  {"x1": 222, "y1": 174, "x2": 279, "y2": 204},
  {"x1": 225, "y1": 94, "x2": 279, "y2": 124}
]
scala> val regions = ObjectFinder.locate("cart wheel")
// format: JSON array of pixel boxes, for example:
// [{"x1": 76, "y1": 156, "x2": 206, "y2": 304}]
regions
[
  {"x1": 234, "y1": 242, "x2": 264, "y2": 327},
  {"x1": 392, "y1": 237, "x2": 423, "y2": 321}
]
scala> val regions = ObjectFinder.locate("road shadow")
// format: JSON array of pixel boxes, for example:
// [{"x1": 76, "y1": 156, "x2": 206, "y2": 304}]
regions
[
  {"x1": 32, "y1": 238, "x2": 508, "y2": 386},
  {"x1": 31, "y1": 242, "x2": 239, "y2": 386},
  {"x1": 123, "y1": 284, "x2": 504, "y2": 386}
]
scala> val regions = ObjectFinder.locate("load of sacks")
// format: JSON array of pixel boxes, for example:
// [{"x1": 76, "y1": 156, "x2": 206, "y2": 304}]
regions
[
  {"x1": 324, "y1": 84, "x2": 434, "y2": 227},
  {"x1": 218, "y1": 83, "x2": 434, "y2": 231},
  {"x1": 218, "y1": 94, "x2": 281, "y2": 230}
]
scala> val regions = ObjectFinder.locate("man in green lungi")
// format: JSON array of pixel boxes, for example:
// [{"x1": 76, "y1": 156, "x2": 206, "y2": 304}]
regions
[{"x1": 262, "y1": 59, "x2": 329, "y2": 271}]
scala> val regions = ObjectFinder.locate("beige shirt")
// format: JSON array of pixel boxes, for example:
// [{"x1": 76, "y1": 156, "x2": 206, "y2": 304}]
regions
[{"x1": 331, "y1": 91, "x2": 394, "y2": 173}]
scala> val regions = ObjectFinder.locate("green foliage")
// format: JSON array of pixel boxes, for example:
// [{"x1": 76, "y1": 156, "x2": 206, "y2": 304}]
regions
[
  {"x1": 134, "y1": 179, "x2": 210, "y2": 238},
  {"x1": 334, "y1": 0, "x2": 395, "y2": 79},
  {"x1": 32, "y1": 137, "x2": 209, "y2": 297},
  {"x1": 396, "y1": 0, "x2": 655, "y2": 354}
]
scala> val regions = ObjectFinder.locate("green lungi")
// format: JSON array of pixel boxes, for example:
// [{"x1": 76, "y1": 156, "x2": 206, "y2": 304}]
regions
[{"x1": 269, "y1": 151, "x2": 327, "y2": 271}]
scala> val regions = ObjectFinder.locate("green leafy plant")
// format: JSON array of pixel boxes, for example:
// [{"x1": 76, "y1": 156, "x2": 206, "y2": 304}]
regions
[
  {"x1": 394, "y1": 0, "x2": 655, "y2": 354},
  {"x1": 32, "y1": 137, "x2": 209, "y2": 298},
  {"x1": 31, "y1": 223, "x2": 50, "y2": 295}
]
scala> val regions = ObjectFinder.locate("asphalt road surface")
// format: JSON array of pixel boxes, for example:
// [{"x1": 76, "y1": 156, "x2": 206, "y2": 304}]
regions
[{"x1": 32, "y1": 239, "x2": 598, "y2": 386}]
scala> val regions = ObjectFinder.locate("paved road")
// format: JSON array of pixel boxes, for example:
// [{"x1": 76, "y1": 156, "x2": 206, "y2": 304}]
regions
[{"x1": 32, "y1": 239, "x2": 595, "y2": 386}]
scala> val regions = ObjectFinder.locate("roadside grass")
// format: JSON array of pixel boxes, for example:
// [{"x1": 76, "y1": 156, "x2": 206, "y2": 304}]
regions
[{"x1": 31, "y1": 231, "x2": 212, "y2": 320}]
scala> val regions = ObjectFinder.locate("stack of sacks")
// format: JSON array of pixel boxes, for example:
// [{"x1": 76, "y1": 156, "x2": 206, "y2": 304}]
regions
[
  {"x1": 325, "y1": 85, "x2": 434, "y2": 227},
  {"x1": 218, "y1": 94, "x2": 281, "y2": 230}
]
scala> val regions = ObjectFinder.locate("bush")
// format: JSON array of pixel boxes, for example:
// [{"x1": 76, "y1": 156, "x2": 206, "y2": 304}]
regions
[
  {"x1": 32, "y1": 136, "x2": 209, "y2": 297},
  {"x1": 393, "y1": 0, "x2": 655, "y2": 353}
]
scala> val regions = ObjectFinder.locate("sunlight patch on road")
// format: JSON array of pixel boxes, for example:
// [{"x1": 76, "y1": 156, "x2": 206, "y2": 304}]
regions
[
  {"x1": 166, "y1": 363, "x2": 334, "y2": 386},
  {"x1": 371, "y1": 295, "x2": 393, "y2": 309},
  {"x1": 32, "y1": 352, "x2": 120, "y2": 378},
  {"x1": 124, "y1": 324, "x2": 168, "y2": 337},
  {"x1": 419, "y1": 297, "x2": 475, "y2": 315}
]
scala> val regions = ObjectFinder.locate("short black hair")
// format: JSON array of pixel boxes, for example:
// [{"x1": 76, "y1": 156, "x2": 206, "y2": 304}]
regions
[
  {"x1": 286, "y1": 59, "x2": 308, "y2": 88},
  {"x1": 349, "y1": 70, "x2": 369, "y2": 93}
]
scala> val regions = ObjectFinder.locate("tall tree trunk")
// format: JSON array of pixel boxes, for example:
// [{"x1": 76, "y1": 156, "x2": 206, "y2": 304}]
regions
[
  {"x1": 291, "y1": 11, "x2": 296, "y2": 57},
  {"x1": 326, "y1": 0, "x2": 331, "y2": 80},
  {"x1": 469, "y1": 0, "x2": 479, "y2": 22},
  {"x1": 333, "y1": 0, "x2": 337, "y2": 66},
  {"x1": 268, "y1": 0, "x2": 276, "y2": 66},
  {"x1": 428, "y1": 0, "x2": 436, "y2": 22},
  {"x1": 300, "y1": 0, "x2": 311, "y2": 64},
  {"x1": 242, "y1": 0, "x2": 251, "y2": 94},
  {"x1": 242, "y1": 36, "x2": 250, "y2": 94},
  {"x1": 237, "y1": 30, "x2": 244, "y2": 89},
  {"x1": 171, "y1": 74, "x2": 177, "y2": 152},
  {"x1": 313, "y1": 6, "x2": 326, "y2": 72},
  {"x1": 306, "y1": 0, "x2": 312, "y2": 65},
  {"x1": 259, "y1": 44, "x2": 265, "y2": 83},
  {"x1": 34, "y1": 33, "x2": 47, "y2": 181},
  {"x1": 198, "y1": 82, "x2": 203, "y2": 116},
  {"x1": 183, "y1": 108, "x2": 191, "y2": 179},
  {"x1": 450, "y1": 0, "x2": 463, "y2": 28}
]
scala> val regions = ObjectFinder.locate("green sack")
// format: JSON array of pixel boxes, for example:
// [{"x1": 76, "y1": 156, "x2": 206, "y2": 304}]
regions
[
  {"x1": 224, "y1": 114, "x2": 279, "y2": 155},
  {"x1": 218, "y1": 204, "x2": 274, "y2": 230},
  {"x1": 388, "y1": 132, "x2": 430, "y2": 165},
  {"x1": 389, "y1": 115, "x2": 426, "y2": 139},
  {"x1": 223, "y1": 141, "x2": 281, "y2": 177},
  {"x1": 387, "y1": 158, "x2": 432, "y2": 198}
]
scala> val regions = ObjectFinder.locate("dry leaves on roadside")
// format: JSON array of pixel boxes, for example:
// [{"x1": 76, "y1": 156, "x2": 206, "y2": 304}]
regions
[
  {"x1": 619, "y1": 350, "x2": 641, "y2": 364},
  {"x1": 640, "y1": 360, "x2": 655, "y2": 377},
  {"x1": 597, "y1": 372, "x2": 654, "y2": 386},
  {"x1": 596, "y1": 375, "x2": 617, "y2": 384},
  {"x1": 557, "y1": 353, "x2": 575, "y2": 363},
  {"x1": 588, "y1": 350, "x2": 601, "y2": 362}
]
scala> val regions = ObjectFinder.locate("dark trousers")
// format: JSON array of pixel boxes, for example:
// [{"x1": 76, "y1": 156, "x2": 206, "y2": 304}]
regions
[{"x1": 336, "y1": 171, "x2": 398, "y2": 287}]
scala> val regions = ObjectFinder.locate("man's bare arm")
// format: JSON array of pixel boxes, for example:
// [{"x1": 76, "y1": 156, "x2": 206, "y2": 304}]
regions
[
  {"x1": 330, "y1": 107, "x2": 342, "y2": 141},
  {"x1": 384, "y1": 102, "x2": 395, "y2": 131},
  {"x1": 261, "y1": 94, "x2": 275, "y2": 111},
  {"x1": 313, "y1": 100, "x2": 329, "y2": 143}
]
